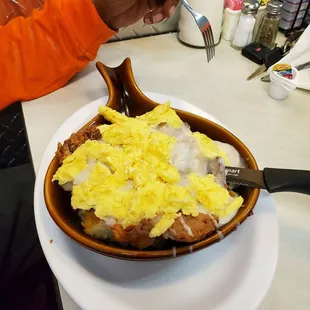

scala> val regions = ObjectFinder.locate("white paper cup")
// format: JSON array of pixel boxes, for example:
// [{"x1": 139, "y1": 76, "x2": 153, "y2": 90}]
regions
[{"x1": 268, "y1": 66, "x2": 298, "y2": 100}]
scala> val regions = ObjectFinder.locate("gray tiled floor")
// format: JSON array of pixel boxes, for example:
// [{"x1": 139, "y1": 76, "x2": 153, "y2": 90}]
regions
[
  {"x1": 0, "y1": 103, "x2": 30, "y2": 169},
  {"x1": 0, "y1": 103, "x2": 61, "y2": 310}
]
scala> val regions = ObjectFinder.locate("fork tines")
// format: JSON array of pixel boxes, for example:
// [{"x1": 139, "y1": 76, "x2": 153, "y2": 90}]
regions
[
  {"x1": 181, "y1": 0, "x2": 215, "y2": 62},
  {"x1": 200, "y1": 21, "x2": 215, "y2": 63}
]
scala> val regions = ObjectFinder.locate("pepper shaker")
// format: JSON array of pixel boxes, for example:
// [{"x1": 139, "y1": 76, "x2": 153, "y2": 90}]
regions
[
  {"x1": 231, "y1": 0, "x2": 260, "y2": 50},
  {"x1": 254, "y1": 0, "x2": 283, "y2": 49}
]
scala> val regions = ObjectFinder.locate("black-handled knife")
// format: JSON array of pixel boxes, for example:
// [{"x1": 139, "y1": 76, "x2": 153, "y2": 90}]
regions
[{"x1": 226, "y1": 167, "x2": 310, "y2": 195}]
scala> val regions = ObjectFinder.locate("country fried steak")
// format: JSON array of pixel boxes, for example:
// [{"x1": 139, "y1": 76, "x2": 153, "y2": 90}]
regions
[
  {"x1": 80, "y1": 210, "x2": 218, "y2": 249},
  {"x1": 56, "y1": 125, "x2": 101, "y2": 164}
]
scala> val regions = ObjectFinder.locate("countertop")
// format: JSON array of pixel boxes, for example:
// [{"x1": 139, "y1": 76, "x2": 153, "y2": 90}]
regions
[{"x1": 23, "y1": 33, "x2": 310, "y2": 310}]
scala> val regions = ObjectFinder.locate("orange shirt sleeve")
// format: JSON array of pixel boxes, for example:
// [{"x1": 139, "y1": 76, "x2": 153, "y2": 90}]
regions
[{"x1": 0, "y1": 0, "x2": 116, "y2": 111}]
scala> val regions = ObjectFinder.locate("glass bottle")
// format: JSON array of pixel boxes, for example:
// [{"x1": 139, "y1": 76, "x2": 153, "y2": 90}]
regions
[
  {"x1": 254, "y1": 0, "x2": 283, "y2": 49},
  {"x1": 231, "y1": 0, "x2": 260, "y2": 50}
]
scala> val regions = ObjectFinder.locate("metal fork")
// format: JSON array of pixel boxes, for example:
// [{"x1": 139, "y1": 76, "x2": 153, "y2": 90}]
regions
[{"x1": 180, "y1": 0, "x2": 215, "y2": 62}]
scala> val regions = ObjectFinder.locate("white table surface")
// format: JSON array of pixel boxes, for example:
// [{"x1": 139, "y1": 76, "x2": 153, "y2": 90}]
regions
[{"x1": 22, "y1": 33, "x2": 310, "y2": 310}]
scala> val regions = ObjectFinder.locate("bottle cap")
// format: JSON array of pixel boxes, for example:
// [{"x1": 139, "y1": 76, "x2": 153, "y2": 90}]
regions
[
  {"x1": 266, "y1": 0, "x2": 283, "y2": 15},
  {"x1": 242, "y1": 0, "x2": 260, "y2": 15}
]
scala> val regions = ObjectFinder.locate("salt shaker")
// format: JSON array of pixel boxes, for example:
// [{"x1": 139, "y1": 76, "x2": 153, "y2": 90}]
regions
[
  {"x1": 254, "y1": 0, "x2": 283, "y2": 49},
  {"x1": 178, "y1": 0, "x2": 225, "y2": 47},
  {"x1": 231, "y1": 0, "x2": 260, "y2": 50}
]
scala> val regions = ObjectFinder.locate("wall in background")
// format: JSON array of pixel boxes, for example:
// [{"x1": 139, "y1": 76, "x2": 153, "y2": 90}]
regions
[{"x1": 108, "y1": 5, "x2": 180, "y2": 42}]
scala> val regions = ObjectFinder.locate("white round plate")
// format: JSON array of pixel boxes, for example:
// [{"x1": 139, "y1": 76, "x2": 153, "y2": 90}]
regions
[{"x1": 34, "y1": 93, "x2": 279, "y2": 310}]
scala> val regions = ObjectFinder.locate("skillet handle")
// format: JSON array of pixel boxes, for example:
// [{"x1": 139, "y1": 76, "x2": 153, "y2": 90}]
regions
[
  {"x1": 97, "y1": 59, "x2": 160, "y2": 116},
  {"x1": 96, "y1": 61, "x2": 125, "y2": 112}
]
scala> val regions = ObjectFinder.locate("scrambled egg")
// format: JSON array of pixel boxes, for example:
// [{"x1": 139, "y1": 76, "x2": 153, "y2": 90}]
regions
[
  {"x1": 193, "y1": 132, "x2": 230, "y2": 165},
  {"x1": 136, "y1": 103, "x2": 183, "y2": 128},
  {"x1": 53, "y1": 102, "x2": 244, "y2": 237}
]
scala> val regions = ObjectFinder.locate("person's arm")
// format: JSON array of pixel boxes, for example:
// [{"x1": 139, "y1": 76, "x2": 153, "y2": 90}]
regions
[{"x1": 0, "y1": 0, "x2": 115, "y2": 111}]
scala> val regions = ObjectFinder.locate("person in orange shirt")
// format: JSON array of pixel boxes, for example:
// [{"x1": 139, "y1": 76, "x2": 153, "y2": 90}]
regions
[
  {"x1": 0, "y1": 0, "x2": 178, "y2": 111},
  {"x1": 0, "y1": 2, "x2": 178, "y2": 309}
]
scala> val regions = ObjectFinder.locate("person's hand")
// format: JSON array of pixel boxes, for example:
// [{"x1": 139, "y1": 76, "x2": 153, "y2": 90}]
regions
[{"x1": 93, "y1": 0, "x2": 179, "y2": 30}]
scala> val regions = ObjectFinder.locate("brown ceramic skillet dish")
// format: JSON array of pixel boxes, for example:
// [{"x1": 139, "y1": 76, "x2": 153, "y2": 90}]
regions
[{"x1": 44, "y1": 58, "x2": 260, "y2": 260}]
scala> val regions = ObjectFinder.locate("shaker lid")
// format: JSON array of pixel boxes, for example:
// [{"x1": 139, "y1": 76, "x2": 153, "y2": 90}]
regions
[
  {"x1": 242, "y1": 0, "x2": 260, "y2": 15},
  {"x1": 266, "y1": 0, "x2": 283, "y2": 15}
]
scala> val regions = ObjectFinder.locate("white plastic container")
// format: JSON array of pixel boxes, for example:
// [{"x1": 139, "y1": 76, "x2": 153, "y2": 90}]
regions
[
  {"x1": 178, "y1": 0, "x2": 225, "y2": 47},
  {"x1": 281, "y1": 8, "x2": 307, "y2": 21},
  {"x1": 280, "y1": 17, "x2": 303, "y2": 29},
  {"x1": 268, "y1": 66, "x2": 298, "y2": 100},
  {"x1": 283, "y1": 0, "x2": 309, "y2": 13},
  {"x1": 222, "y1": 8, "x2": 241, "y2": 41}
]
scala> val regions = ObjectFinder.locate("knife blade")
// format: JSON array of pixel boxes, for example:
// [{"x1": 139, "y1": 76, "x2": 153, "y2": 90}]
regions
[
  {"x1": 225, "y1": 167, "x2": 266, "y2": 189},
  {"x1": 225, "y1": 167, "x2": 310, "y2": 195}
]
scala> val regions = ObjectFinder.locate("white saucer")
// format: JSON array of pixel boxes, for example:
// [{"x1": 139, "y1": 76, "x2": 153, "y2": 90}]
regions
[{"x1": 34, "y1": 92, "x2": 278, "y2": 310}]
